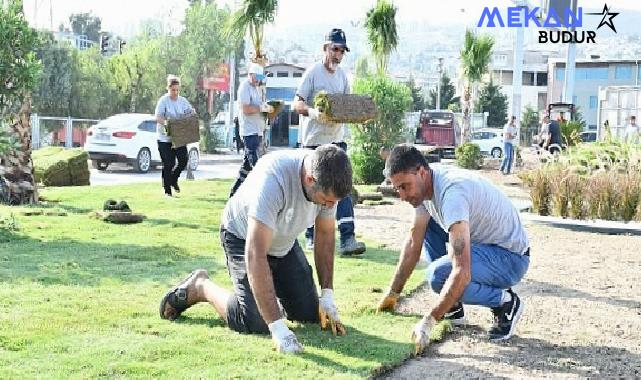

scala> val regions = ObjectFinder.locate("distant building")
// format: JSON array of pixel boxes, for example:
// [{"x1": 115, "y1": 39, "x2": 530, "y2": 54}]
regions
[
  {"x1": 490, "y1": 49, "x2": 563, "y2": 117},
  {"x1": 53, "y1": 31, "x2": 94, "y2": 50},
  {"x1": 547, "y1": 58, "x2": 641, "y2": 129},
  {"x1": 240, "y1": 63, "x2": 306, "y2": 147}
]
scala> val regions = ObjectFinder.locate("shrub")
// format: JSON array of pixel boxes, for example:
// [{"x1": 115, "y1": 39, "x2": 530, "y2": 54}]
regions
[
  {"x1": 619, "y1": 172, "x2": 641, "y2": 222},
  {"x1": 566, "y1": 174, "x2": 587, "y2": 219},
  {"x1": 548, "y1": 166, "x2": 569, "y2": 218},
  {"x1": 530, "y1": 168, "x2": 551, "y2": 216},
  {"x1": 455, "y1": 143, "x2": 483, "y2": 170},
  {"x1": 351, "y1": 75, "x2": 412, "y2": 184},
  {"x1": 561, "y1": 120, "x2": 583, "y2": 146}
]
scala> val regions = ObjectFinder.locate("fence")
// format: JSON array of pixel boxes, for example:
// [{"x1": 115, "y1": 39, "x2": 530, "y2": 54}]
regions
[{"x1": 31, "y1": 115, "x2": 100, "y2": 150}]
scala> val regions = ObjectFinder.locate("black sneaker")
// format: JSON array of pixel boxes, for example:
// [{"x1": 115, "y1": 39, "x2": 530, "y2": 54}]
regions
[
  {"x1": 488, "y1": 289, "x2": 524, "y2": 341},
  {"x1": 444, "y1": 302, "x2": 465, "y2": 326}
]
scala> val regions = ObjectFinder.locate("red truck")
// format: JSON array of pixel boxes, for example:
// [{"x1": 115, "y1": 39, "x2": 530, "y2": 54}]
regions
[{"x1": 415, "y1": 110, "x2": 459, "y2": 161}]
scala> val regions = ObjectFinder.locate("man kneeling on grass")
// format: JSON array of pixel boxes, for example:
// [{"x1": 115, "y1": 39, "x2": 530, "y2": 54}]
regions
[
  {"x1": 376, "y1": 145, "x2": 530, "y2": 354},
  {"x1": 160, "y1": 145, "x2": 351, "y2": 354}
]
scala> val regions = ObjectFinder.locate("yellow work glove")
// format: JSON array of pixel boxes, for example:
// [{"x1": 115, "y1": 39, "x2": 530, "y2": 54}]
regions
[
  {"x1": 411, "y1": 315, "x2": 435, "y2": 356},
  {"x1": 376, "y1": 289, "x2": 400, "y2": 313},
  {"x1": 318, "y1": 289, "x2": 347, "y2": 336}
]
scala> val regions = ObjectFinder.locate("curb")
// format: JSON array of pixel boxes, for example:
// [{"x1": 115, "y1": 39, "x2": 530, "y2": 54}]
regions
[
  {"x1": 199, "y1": 158, "x2": 243, "y2": 165},
  {"x1": 521, "y1": 213, "x2": 641, "y2": 236}
]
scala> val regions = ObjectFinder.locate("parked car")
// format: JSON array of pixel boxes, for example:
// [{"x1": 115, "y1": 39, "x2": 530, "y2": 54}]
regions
[
  {"x1": 470, "y1": 128, "x2": 504, "y2": 158},
  {"x1": 580, "y1": 131, "x2": 597, "y2": 143},
  {"x1": 84, "y1": 113, "x2": 199, "y2": 173}
]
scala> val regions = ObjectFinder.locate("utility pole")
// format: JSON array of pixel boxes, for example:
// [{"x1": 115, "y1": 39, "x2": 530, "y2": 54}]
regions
[
  {"x1": 512, "y1": 1, "x2": 525, "y2": 123},
  {"x1": 436, "y1": 57, "x2": 444, "y2": 110},
  {"x1": 562, "y1": 0, "x2": 577, "y2": 106}
]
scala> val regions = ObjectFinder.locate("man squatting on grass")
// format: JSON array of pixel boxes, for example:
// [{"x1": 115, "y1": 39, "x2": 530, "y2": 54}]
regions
[
  {"x1": 377, "y1": 145, "x2": 530, "y2": 354},
  {"x1": 160, "y1": 145, "x2": 351, "y2": 354}
]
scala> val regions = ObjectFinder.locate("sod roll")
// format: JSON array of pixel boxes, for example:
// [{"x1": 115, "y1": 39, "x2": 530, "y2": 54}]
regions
[{"x1": 313, "y1": 92, "x2": 378, "y2": 124}]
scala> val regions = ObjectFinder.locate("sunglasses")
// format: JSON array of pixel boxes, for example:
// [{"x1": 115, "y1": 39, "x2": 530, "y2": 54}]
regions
[{"x1": 331, "y1": 46, "x2": 346, "y2": 54}]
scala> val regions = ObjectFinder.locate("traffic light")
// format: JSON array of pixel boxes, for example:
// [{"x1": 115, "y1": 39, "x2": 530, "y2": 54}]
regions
[
  {"x1": 100, "y1": 35, "x2": 110, "y2": 55},
  {"x1": 119, "y1": 40, "x2": 126, "y2": 54}
]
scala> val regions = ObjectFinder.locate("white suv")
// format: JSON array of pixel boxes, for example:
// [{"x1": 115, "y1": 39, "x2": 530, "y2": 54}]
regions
[
  {"x1": 471, "y1": 128, "x2": 504, "y2": 158},
  {"x1": 84, "y1": 113, "x2": 199, "y2": 173}
]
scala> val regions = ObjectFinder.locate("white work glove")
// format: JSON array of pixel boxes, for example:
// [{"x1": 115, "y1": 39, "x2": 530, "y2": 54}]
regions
[
  {"x1": 306, "y1": 107, "x2": 321, "y2": 121},
  {"x1": 268, "y1": 319, "x2": 303, "y2": 354},
  {"x1": 260, "y1": 103, "x2": 274, "y2": 113},
  {"x1": 411, "y1": 315, "x2": 436, "y2": 355},
  {"x1": 318, "y1": 289, "x2": 347, "y2": 335}
]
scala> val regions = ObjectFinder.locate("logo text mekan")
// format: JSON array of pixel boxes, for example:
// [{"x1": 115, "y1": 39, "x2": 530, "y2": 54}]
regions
[{"x1": 477, "y1": 6, "x2": 597, "y2": 44}]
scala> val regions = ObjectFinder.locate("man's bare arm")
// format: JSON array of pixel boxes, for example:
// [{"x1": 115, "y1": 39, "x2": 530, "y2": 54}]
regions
[
  {"x1": 429, "y1": 221, "x2": 471, "y2": 320},
  {"x1": 242, "y1": 103, "x2": 261, "y2": 115},
  {"x1": 246, "y1": 217, "x2": 281, "y2": 323},
  {"x1": 293, "y1": 95, "x2": 312, "y2": 116},
  {"x1": 313, "y1": 215, "x2": 335, "y2": 289},
  {"x1": 389, "y1": 210, "x2": 429, "y2": 293}
]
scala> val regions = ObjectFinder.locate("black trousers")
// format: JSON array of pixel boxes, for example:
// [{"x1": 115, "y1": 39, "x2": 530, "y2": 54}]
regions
[
  {"x1": 220, "y1": 228, "x2": 319, "y2": 334},
  {"x1": 157, "y1": 141, "x2": 187, "y2": 194}
]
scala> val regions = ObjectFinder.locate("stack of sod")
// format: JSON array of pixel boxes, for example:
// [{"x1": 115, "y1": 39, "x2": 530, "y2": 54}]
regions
[
  {"x1": 33, "y1": 147, "x2": 90, "y2": 186},
  {"x1": 168, "y1": 114, "x2": 200, "y2": 148},
  {"x1": 313, "y1": 91, "x2": 378, "y2": 124}
]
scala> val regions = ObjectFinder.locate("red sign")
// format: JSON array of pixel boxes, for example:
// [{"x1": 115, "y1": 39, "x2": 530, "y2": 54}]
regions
[{"x1": 198, "y1": 63, "x2": 230, "y2": 92}]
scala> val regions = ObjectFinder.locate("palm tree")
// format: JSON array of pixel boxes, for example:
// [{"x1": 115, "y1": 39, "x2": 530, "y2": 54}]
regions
[
  {"x1": 0, "y1": 1, "x2": 40, "y2": 204},
  {"x1": 460, "y1": 29, "x2": 494, "y2": 143},
  {"x1": 364, "y1": 0, "x2": 398, "y2": 76},
  {"x1": 225, "y1": 0, "x2": 278, "y2": 65}
]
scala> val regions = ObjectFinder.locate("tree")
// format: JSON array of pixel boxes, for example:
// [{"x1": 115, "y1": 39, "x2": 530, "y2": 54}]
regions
[
  {"x1": 225, "y1": 0, "x2": 278, "y2": 64},
  {"x1": 520, "y1": 105, "x2": 539, "y2": 146},
  {"x1": 69, "y1": 12, "x2": 102, "y2": 43},
  {"x1": 474, "y1": 79, "x2": 507, "y2": 129},
  {"x1": 426, "y1": 73, "x2": 457, "y2": 110},
  {"x1": 0, "y1": 0, "x2": 42, "y2": 204},
  {"x1": 364, "y1": 0, "x2": 398, "y2": 76},
  {"x1": 354, "y1": 56, "x2": 371, "y2": 78},
  {"x1": 351, "y1": 76, "x2": 412, "y2": 183},
  {"x1": 460, "y1": 29, "x2": 494, "y2": 142},
  {"x1": 406, "y1": 76, "x2": 425, "y2": 111},
  {"x1": 32, "y1": 32, "x2": 74, "y2": 116}
]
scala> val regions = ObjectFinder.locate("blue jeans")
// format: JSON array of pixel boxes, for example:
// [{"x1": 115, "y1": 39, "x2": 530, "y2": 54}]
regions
[
  {"x1": 304, "y1": 142, "x2": 355, "y2": 244},
  {"x1": 500, "y1": 142, "x2": 514, "y2": 174},
  {"x1": 423, "y1": 218, "x2": 529, "y2": 308},
  {"x1": 229, "y1": 134, "x2": 261, "y2": 198}
]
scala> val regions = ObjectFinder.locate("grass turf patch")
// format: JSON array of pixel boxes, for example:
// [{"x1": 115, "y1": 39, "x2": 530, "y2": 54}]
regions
[{"x1": 0, "y1": 179, "x2": 424, "y2": 378}]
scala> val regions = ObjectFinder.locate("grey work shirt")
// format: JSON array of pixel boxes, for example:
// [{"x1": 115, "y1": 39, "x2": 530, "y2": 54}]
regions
[
  {"x1": 418, "y1": 165, "x2": 529, "y2": 254},
  {"x1": 237, "y1": 78, "x2": 265, "y2": 137},
  {"x1": 154, "y1": 94, "x2": 194, "y2": 143},
  {"x1": 296, "y1": 62, "x2": 349, "y2": 146},
  {"x1": 221, "y1": 149, "x2": 335, "y2": 257}
]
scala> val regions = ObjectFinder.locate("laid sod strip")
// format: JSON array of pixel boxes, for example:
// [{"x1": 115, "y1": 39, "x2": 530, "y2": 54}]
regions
[
  {"x1": 0, "y1": 179, "x2": 425, "y2": 379},
  {"x1": 429, "y1": 319, "x2": 453, "y2": 342}
]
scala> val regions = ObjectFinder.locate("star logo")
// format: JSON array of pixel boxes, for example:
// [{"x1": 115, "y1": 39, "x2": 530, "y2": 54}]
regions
[{"x1": 587, "y1": 4, "x2": 619, "y2": 33}]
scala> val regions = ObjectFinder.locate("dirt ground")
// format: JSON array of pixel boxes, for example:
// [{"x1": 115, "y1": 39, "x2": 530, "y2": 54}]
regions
[{"x1": 354, "y1": 157, "x2": 641, "y2": 379}]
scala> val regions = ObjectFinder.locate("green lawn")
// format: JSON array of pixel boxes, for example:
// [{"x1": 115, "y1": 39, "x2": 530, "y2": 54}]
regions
[{"x1": 0, "y1": 180, "x2": 424, "y2": 379}]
